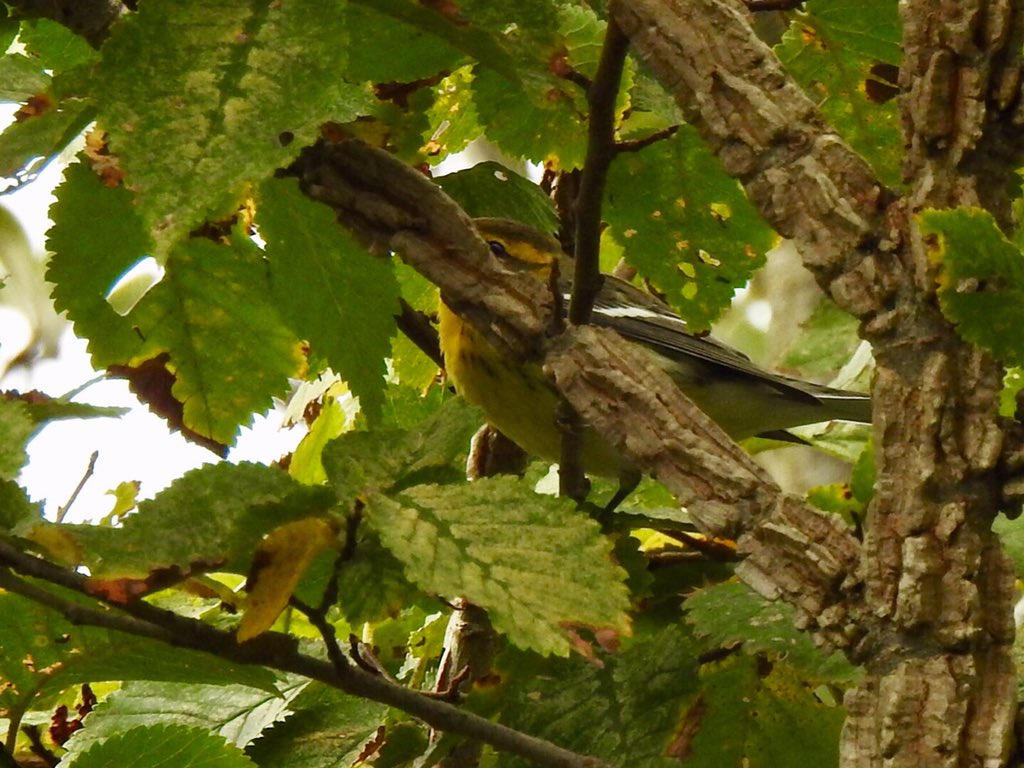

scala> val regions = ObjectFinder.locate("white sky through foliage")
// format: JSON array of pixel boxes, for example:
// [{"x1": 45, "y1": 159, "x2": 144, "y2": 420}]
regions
[{"x1": 0, "y1": 107, "x2": 304, "y2": 522}]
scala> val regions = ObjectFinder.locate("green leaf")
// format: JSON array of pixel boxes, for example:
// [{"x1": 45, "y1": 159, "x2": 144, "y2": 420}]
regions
[
  {"x1": 0, "y1": 396, "x2": 34, "y2": 480},
  {"x1": 289, "y1": 395, "x2": 350, "y2": 486},
  {"x1": 259, "y1": 176, "x2": 398, "y2": 423},
  {"x1": 994, "y1": 514, "x2": 1024, "y2": 578},
  {"x1": 5, "y1": 390, "x2": 127, "y2": 424},
  {"x1": 480, "y1": 624, "x2": 701, "y2": 767},
  {"x1": 50, "y1": 171, "x2": 299, "y2": 444},
  {"x1": 0, "y1": 102, "x2": 92, "y2": 185},
  {"x1": 47, "y1": 161, "x2": 154, "y2": 365},
  {"x1": 19, "y1": 19, "x2": 100, "y2": 72},
  {"x1": 467, "y1": 4, "x2": 605, "y2": 169},
  {"x1": 321, "y1": 397, "x2": 483, "y2": 501},
  {"x1": 605, "y1": 126, "x2": 774, "y2": 330},
  {"x1": 850, "y1": 439, "x2": 875, "y2": 503},
  {"x1": 919, "y1": 207, "x2": 1024, "y2": 366},
  {"x1": 351, "y1": 0, "x2": 522, "y2": 84},
  {"x1": 422, "y1": 67, "x2": 482, "y2": 163},
  {"x1": 72, "y1": 724, "x2": 255, "y2": 768},
  {"x1": 0, "y1": 52, "x2": 49, "y2": 100},
  {"x1": 620, "y1": 72, "x2": 685, "y2": 141},
  {"x1": 60, "y1": 679, "x2": 305, "y2": 765},
  {"x1": 1002, "y1": 367, "x2": 1024, "y2": 418},
  {"x1": 558, "y1": 4, "x2": 609, "y2": 80},
  {"x1": 0, "y1": 15, "x2": 17, "y2": 52},
  {"x1": 245, "y1": 683, "x2": 388, "y2": 768},
  {"x1": 0, "y1": 478, "x2": 41, "y2": 532},
  {"x1": 335, "y1": 534, "x2": 422, "y2": 625},
  {"x1": 458, "y1": 0, "x2": 560, "y2": 49},
  {"x1": 800, "y1": 0, "x2": 902, "y2": 64},
  {"x1": 683, "y1": 655, "x2": 844, "y2": 768},
  {"x1": 344, "y1": 0, "x2": 467, "y2": 83},
  {"x1": 437, "y1": 161, "x2": 559, "y2": 233},
  {"x1": 685, "y1": 580, "x2": 859, "y2": 683},
  {"x1": 95, "y1": 0, "x2": 372, "y2": 254},
  {"x1": 64, "y1": 462, "x2": 334, "y2": 578},
  {"x1": 124, "y1": 237, "x2": 303, "y2": 446},
  {"x1": 472, "y1": 67, "x2": 589, "y2": 168},
  {"x1": 366, "y1": 476, "x2": 630, "y2": 656},
  {"x1": 782, "y1": 298, "x2": 863, "y2": 379},
  {"x1": 776, "y1": 0, "x2": 902, "y2": 187},
  {"x1": 789, "y1": 420, "x2": 871, "y2": 465}
]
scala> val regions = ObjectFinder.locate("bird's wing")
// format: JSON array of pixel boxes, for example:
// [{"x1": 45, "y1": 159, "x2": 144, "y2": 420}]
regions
[{"x1": 580, "y1": 274, "x2": 824, "y2": 405}]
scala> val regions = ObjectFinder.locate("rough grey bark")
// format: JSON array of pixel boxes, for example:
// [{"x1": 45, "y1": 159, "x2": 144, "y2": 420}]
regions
[{"x1": 610, "y1": 0, "x2": 1023, "y2": 765}]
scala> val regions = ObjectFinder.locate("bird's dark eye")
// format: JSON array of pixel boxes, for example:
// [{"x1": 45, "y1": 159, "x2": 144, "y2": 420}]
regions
[{"x1": 488, "y1": 240, "x2": 509, "y2": 259}]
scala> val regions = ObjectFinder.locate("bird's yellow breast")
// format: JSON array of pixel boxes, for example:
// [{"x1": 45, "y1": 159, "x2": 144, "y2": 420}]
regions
[{"x1": 438, "y1": 300, "x2": 623, "y2": 477}]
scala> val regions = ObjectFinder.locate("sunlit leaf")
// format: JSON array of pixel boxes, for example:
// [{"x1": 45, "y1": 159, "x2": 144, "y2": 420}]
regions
[
  {"x1": 95, "y1": 0, "x2": 371, "y2": 254},
  {"x1": 367, "y1": 476, "x2": 630, "y2": 656},
  {"x1": 259, "y1": 176, "x2": 398, "y2": 423}
]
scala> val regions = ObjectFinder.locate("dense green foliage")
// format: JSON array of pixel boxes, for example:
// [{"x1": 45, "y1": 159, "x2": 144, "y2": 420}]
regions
[{"x1": 7, "y1": 1, "x2": 1020, "y2": 766}]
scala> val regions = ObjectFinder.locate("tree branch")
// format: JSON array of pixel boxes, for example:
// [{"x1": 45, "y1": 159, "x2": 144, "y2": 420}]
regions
[
  {"x1": 396, "y1": 298, "x2": 444, "y2": 370},
  {"x1": 558, "y1": 17, "x2": 631, "y2": 501},
  {"x1": 571, "y1": 17, "x2": 629, "y2": 327},
  {"x1": 0, "y1": 541, "x2": 607, "y2": 768},
  {"x1": 744, "y1": 0, "x2": 802, "y2": 10}
]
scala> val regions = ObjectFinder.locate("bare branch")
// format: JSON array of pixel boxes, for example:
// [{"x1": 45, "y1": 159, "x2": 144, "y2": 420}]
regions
[
  {"x1": 558, "y1": 17, "x2": 631, "y2": 501},
  {"x1": 572, "y1": 18, "x2": 630, "y2": 327},
  {"x1": 396, "y1": 298, "x2": 443, "y2": 370},
  {"x1": 56, "y1": 450, "x2": 98, "y2": 524},
  {"x1": 614, "y1": 125, "x2": 679, "y2": 154},
  {"x1": 745, "y1": 0, "x2": 802, "y2": 10}
]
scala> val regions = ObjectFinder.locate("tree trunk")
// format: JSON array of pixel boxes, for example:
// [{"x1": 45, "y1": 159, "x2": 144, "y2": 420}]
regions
[{"x1": 611, "y1": 0, "x2": 1024, "y2": 764}]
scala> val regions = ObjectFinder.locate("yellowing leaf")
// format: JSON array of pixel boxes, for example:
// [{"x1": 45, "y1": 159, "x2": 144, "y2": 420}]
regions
[
  {"x1": 101, "y1": 480, "x2": 141, "y2": 524},
  {"x1": 26, "y1": 521, "x2": 84, "y2": 566},
  {"x1": 238, "y1": 517, "x2": 338, "y2": 642},
  {"x1": 290, "y1": 394, "x2": 354, "y2": 486}
]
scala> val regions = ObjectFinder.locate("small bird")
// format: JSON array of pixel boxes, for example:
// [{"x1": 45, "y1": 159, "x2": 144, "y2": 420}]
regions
[{"x1": 438, "y1": 218, "x2": 871, "y2": 480}]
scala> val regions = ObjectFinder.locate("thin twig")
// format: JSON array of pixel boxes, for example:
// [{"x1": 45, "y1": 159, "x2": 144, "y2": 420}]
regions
[
  {"x1": 55, "y1": 451, "x2": 99, "y2": 524},
  {"x1": 0, "y1": 543, "x2": 606, "y2": 768},
  {"x1": 571, "y1": 17, "x2": 629, "y2": 325},
  {"x1": 614, "y1": 125, "x2": 680, "y2": 154},
  {"x1": 558, "y1": 67, "x2": 592, "y2": 92},
  {"x1": 290, "y1": 593, "x2": 349, "y2": 674},
  {"x1": 745, "y1": 0, "x2": 803, "y2": 10},
  {"x1": 289, "y1": 552, "x2": 350, "y2": 673},
  {"x1": 58, "y1": 374, "x2": 107, "y2": 403},
  {"x1": 558, "y1": 17, "x2": 631, "y2": 501},
  {"x1": 348, "y1": 634, "x2": 396, "y2": 679},
  {"x1": 396, "y1": 299, "x2": 444, "y2": 369},
  {"x1": 21, "y1": 724, "x2": 56, "y2": 767}
]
